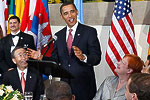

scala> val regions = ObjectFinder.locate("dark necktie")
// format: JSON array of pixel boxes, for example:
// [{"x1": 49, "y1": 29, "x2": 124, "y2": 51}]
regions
[
  {"x1": 11, "y1": 33, "x2": 20, "y2": 38},
  {"x1": 21, "y1": 72, "x2": 26, "y2": 95},
  {"x1": 67, "y1": 29, "x2": 73, "y2": 55}
]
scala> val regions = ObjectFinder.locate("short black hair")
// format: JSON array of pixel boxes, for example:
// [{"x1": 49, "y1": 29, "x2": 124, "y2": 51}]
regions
[
  {"x1": 11, "y1": 46, "x2": 25, "y2": 59},
  {"x1": 46, "y1": 81, "x2": 72, "y2": 100},
  {"x1": 129, "y1": 73, "x2": 150, "y2": 100},
  {"x1": 8, "y1": 16, "x2": 20, "y2": 23},
  {"x1": 60, "y1": 2, "x2": 77, "y2": 14}
]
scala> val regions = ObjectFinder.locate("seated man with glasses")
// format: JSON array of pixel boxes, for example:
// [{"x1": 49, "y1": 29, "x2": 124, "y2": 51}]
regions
[
  {"x1": 2, "y1": 46, "x2": 44, "y2": 100},
  {"x1": 93, "y1": 54, "x2": 144, "y2": 100}
]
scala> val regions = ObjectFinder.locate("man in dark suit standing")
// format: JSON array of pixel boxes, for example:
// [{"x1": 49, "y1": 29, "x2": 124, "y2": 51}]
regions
[
  {"x1": 28, "y1": 2, "x2": 101, "y2": 100},
  {"x1": 2, "y1": 47, "x2": 44, "y2": 100},
  {"x1": 52, "y1": 3, "x2": 101, "y2": 100},
  {"x1": 0, "y1": 16, "x2": 35, "y2": 75}
]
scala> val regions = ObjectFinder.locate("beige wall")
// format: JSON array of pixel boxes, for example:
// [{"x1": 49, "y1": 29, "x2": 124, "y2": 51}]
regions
[
  {"x1": 48, "y1": 1, "x2": 150, "y2": 89},
  {"x1": 49, "y1": 1, "x2": 150, "y2": 25}
]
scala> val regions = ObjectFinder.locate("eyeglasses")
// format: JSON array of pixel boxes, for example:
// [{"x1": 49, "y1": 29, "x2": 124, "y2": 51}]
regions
[{"x1": 16, "y1": 53, "x2": 27, "y2": 58}]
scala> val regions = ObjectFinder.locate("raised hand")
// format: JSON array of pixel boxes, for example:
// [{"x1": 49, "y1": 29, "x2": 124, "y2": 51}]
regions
[
  {"x1": 72, "y1": 46, "x2": 85, "y2": 61},
  {"x1": 141, "y1": 66, "x2": 150, "y2": 74},
  {"x1": 27, "y1": 48, "x2": 43, "y2": 60}
]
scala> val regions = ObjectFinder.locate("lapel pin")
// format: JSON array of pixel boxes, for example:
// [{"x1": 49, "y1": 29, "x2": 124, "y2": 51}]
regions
[
  {"x1": 30, "y1": 76, "x2": 32, "y2": 78},
  {"x1": 77, "y1": 34, "x2": 80, "y2": 36},
  {"x1": 24, "y1": 44, "x2": 27, "y2": 48},
  {"x1": 21, "y1": 37, "x2": 23, "y2": 39}
]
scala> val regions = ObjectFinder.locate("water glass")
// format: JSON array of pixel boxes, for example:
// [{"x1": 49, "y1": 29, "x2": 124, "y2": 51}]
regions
[
  {"x1": 24, "y1": 92, "x2": 33, "y2": 100},
  {"x1": 40, "y1": 94, "x2": 46, "y2": 100}
]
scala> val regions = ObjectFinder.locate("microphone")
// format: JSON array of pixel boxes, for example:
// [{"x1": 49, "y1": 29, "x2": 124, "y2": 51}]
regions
[{"x1": 43, "y1": 35, "x2": 57, "y2": 47}]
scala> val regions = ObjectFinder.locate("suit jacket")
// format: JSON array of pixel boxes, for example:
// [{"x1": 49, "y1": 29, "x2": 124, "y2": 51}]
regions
[
  {"x1": 50, "y1": 23, "x2": 101, "y2": 100},
  {"x1": 93, "y1": 76, "x2": 126, "y2": 100},
  {"x1": 0, "y1": 31, "x2": 35, "y2": 74},
  {"x1": 2, "y1": 67, "x2": 45, "y2": 100}
]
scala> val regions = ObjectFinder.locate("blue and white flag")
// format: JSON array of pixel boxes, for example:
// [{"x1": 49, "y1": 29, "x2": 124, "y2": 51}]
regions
[{"x1": 74, "y1": 0, "x2": 84, "y2": 24}]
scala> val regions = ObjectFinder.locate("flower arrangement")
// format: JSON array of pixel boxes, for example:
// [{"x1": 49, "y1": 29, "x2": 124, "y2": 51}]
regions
[{"x1": 0, "y1": 84, "x2": 24, "y2": 100}]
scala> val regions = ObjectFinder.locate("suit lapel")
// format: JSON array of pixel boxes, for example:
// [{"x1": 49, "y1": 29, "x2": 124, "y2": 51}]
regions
[
  {"x1": 25, "y1": 69, "x2": 33, "y2": 92},
  {"x1": 61, "y1": 27, "x2": 69, "y2": 55},
  {"x1": 72, "y1": 24, "x2": 82, "y2": 46},
  {"x1": 14, "y1": 69, "x2": 23, "y2": 93},
  {"x1": 71, "y1": 23, "x2": 82, "y2": 55},
  {"x1": 16, "y1": 32, "x2": 24, "y2": 47},
  {"x1": 7, "y1": 35, "x2": 13, "y2": 53},
  {"x1": 8, "y1": 35, "x2": 14, "y2": 46}
]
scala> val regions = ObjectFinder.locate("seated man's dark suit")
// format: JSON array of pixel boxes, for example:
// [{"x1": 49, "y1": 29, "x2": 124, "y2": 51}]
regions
[
  {"x1": 2, "y1": 67, "x2": 44, "y2": 100},
  {"x1": 0, "y1": 32, "x2": 35, "y2": 74}
]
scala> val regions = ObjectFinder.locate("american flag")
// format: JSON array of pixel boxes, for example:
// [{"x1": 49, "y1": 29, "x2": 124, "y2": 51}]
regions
[
  {"x1": 105, "y1": 0, "x2": 137, "y2": 75},
  {"x1": 0, "y1": 0, "x2": 8, "y2": 37}
]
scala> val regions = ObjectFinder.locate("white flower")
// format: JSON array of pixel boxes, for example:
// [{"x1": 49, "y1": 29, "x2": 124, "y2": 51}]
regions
[
  {"x1": 6, "y1": 86, "x2": 14, "y2": 93},
  {"x1": 10, "y1": 96, "x2": 19, "y2": 100},
  {"x1": 11, "y1": 94, "x2": 19, "y2": 100},
  {"x1": 0, "y1": 89, "x2": 4, "y2": 96},
  {"x1": 0, "y1": 84, "x2": 24, "y2": 100}
]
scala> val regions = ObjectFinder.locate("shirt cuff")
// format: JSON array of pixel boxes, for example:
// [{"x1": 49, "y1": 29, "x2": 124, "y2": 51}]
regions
[{"x1": 81, "y1": 54, "x2": 87, "y2": 63}]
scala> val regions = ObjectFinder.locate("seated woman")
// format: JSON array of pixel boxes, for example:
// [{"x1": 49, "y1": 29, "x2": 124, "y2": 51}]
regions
[{"x1": 93, "y1": 54, "x2": 144, "y2": 100}]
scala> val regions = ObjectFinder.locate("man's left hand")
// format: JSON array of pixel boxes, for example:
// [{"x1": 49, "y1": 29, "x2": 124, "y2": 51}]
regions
[{"x1": 72, "y1": 46, "x2": 86, "y2": 61}]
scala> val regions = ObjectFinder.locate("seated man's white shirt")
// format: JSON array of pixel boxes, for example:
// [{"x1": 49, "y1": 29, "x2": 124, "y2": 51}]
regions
[{"x1": 17, "y1": 67, "x2": 28, "y2": 81}]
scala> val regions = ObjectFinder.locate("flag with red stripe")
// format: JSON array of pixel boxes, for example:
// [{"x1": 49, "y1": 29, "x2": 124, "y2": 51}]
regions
[
  {"x1": 147, "y1": 27, "x2": 150, "y2": 55},
  {"x1": 0, "y1": 0, "x2": 8, "y2": 37},
  {"x1": 105, "y1": 0, "x2": 137, "y2": 75},
  {"x1": 21, "y1": 0, "x2": 53, "y2": 57}
]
